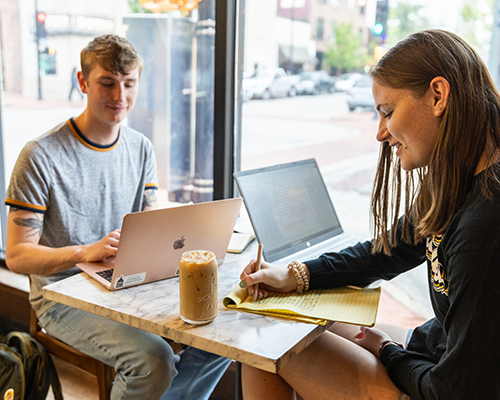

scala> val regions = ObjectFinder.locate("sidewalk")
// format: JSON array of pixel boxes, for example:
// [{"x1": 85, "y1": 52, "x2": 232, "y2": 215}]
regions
[{"x1": 2, "y1": 92, "x2": 86, "y2": 110}]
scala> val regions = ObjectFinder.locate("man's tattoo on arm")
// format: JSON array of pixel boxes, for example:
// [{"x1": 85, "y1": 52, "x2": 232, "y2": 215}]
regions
[
  {"x1": 143, "y1": 189, "x2": 158, "y2": 209},
  {"x1": 13, "y1": 214, "x2": 43, "y2": 238}
]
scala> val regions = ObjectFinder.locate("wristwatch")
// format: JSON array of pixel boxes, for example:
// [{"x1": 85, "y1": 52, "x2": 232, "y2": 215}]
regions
[{"x1": 379, "y1": 340, "x2": 404, "y2": 358}]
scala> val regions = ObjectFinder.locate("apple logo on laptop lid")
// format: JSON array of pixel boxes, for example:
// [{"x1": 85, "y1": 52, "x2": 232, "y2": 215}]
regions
[{"x1": 173, "y1": 236, "x2": 185, "y2": 250}]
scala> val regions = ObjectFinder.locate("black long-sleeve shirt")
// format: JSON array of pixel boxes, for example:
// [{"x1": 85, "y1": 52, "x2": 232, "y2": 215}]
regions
[{"x1": 306, "y1": 173, "x2": 500, "y2": 399}]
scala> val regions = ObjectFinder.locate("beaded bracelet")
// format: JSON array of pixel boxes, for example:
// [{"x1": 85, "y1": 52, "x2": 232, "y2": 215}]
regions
[
  {"x1": 288, "y1": 261, "x2": 306, "y2": 293},
  {"x1": 296, "y1": 262, "x2": 310, "y2": 292}
]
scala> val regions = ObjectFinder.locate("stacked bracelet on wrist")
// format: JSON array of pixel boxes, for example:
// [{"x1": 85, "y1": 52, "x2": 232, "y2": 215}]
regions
[
  {"x1": 297, "y1": 262, "x2": 310, "y2": 292},
  {"x1": 288, "y1": 261, "x2": 309, "y2": 293}
]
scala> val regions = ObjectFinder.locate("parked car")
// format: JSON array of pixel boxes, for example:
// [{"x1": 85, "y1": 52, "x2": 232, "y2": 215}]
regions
[
  {"x1": 244, "y1": 68, "x2": 300, "y2": 99},
  {"x1": 346, "y1": 75, "x2": 375, "y2": 111},
  {"x1": 334, "y1": 73, "x2": 363, "y2": 92},
  {"x1": 242, "y1": 72, "x2": 254, "y2": 102},
  {"x1": 296, "y1": 71, "x2": 335, "y2": 95}
]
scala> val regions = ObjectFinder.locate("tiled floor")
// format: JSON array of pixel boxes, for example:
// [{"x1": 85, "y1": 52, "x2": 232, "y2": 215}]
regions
[{"x1": 45, "y1": 288, "x2": 426, "y2": 400}]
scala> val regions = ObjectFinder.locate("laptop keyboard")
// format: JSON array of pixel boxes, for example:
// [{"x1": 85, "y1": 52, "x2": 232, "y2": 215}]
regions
[
  {"x1": 96, "y1": 269, "x2": 114, "y2": 282},
  {"x1": 302, "y1": 236, "x2": 360, "y2": 261}
]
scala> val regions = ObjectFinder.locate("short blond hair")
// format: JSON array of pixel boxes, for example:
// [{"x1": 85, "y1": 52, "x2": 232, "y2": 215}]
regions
[{"x1": 80, "y1": 34, "x2": 143, "y2": 79}]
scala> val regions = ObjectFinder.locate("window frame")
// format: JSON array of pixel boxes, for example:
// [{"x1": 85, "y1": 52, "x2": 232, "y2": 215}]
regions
[{"x1": 214, "y1": 0, "x2": 238, "y2": 200}]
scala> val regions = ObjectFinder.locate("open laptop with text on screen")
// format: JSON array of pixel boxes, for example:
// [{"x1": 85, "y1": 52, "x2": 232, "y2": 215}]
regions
[
  {"x1": 77, "y1": 197, "x2": 243, "y2": 290},
  {"x1": 234, "y1": 159, "x2": 361, "y2": 266}
]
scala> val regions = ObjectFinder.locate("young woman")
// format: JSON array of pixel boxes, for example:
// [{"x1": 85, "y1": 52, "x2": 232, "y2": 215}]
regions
[{"x1": 239, "y1": 29, "x2": 500, "y2": 400}]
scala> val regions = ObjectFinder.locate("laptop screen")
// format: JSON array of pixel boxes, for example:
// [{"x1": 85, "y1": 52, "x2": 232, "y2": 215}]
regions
[{"x1": 234, "y1": 159, "x2": 344, "y2": 262}]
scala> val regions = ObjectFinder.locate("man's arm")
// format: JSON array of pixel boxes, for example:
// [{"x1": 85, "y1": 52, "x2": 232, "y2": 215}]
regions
[
  {"x1": 142, "y1": 188, "x2": 158, "y2": 211},
  {"x1": 6, "y1": 207, "x2": 120, "y2": 275}
]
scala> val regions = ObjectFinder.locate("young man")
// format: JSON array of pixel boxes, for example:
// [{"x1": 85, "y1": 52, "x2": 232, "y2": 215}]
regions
[{"x1": 5, "y1": 34, "x2": 230, "y2": 400}]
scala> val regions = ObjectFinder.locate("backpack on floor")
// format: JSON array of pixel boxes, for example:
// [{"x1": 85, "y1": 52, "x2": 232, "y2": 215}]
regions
[{"x1": 0, "y1": 331, "x2": 63, "y2": 400}]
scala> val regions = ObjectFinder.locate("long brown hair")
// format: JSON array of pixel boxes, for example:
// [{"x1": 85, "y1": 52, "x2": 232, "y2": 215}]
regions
[{"x1": 369, "y1": 29, "x2": 500, "y2": 254}]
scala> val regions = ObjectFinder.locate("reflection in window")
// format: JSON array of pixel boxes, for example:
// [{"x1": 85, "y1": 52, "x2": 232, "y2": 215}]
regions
[{"x1": 126, "y1": 6, "x2": 215, "y2": 204}]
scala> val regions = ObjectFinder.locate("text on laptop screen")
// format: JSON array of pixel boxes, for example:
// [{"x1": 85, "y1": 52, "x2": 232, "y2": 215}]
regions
[{"x1": 236, "y1": 160, "x2": 343, "y2": 259}]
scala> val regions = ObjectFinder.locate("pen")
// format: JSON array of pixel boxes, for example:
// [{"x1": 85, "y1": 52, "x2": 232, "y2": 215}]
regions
[{"x1": 253, "y1": 243, "x2": 263, "y2": 302}]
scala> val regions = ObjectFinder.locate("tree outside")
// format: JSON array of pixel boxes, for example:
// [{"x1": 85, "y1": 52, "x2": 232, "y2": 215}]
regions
[
  {"x1": 386, "y1": 1, "x2": 429, "y2": 45},
  {"x1": 457, "y1": 0, "x2": 494, "y2": 59},
  {"x1": 385, "y1": 0, "x2": 494, "y2": 61},
  {"x1": 127, "y1": 0, "x2": 151, "y2": 13},
  {"x1": 325, "y1": 22, "x2": 367, "y2": 75}
]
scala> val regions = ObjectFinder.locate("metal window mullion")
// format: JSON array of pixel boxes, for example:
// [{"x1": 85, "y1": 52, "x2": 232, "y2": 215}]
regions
[{"x1": 213, "y1": 0, "x2": 236, "y2": 200}]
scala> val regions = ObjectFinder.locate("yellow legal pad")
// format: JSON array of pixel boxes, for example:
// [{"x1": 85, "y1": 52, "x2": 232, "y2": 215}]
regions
[{"x1": 223, "y1": 285, "x2": 381, "y2": 326}]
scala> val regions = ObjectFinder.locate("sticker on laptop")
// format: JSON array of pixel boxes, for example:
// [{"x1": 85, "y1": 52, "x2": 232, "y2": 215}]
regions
[{"x1": 113, "y1": 273, "x2": 146, "y2": 289}]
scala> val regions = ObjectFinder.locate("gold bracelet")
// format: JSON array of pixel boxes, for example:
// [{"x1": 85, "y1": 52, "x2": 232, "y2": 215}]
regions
[
  {"x1": 290, "y1": 261, "x2": 309, "y2": 292},
  {"x1": 296, "y1": 263, "x2": 309, "y2": 292},
  {"x1": 288, "y1": 261, "x2": 305, "y2": 293}
]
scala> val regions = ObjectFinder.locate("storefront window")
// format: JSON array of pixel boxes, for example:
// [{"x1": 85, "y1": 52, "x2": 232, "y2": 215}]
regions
[
  {"x1": 0, "y1": 0, "x2": 216, "y2": 218},
  {"x1": 237, "y1": 0, "x2": 492, "y2": 316},
  {"x1": 240, "y1": 0, "x2": 374, "y2": 238}
]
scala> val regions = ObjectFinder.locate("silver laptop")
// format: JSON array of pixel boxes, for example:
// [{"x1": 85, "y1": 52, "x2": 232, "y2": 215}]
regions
[
  {"x1": 77, "y1": 197, "x2": 243, "y2": 290},
  {"x1": 234, "y1": 159, "x2": 360, "y2": 266}
]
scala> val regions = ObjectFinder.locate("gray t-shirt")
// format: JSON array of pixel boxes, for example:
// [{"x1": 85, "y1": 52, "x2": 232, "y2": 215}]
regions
[{"x1": 6, "y1": 118, "x2": 158, "y2": 315}]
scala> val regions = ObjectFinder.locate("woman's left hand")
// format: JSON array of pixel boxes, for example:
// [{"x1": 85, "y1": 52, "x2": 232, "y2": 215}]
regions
[{"x1": 353, "y1": 326, "x2": 392, "y2": 358}]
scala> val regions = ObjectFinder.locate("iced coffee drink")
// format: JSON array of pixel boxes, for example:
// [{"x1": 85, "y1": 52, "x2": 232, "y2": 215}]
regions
[{"x1": 179, "y1": 250, "x2": 218, "y2": 325}]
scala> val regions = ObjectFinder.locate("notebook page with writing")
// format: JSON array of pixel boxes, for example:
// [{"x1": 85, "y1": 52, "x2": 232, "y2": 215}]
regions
[{"x1": 223, "y1": 285, "x2": 380, "y2": 327}]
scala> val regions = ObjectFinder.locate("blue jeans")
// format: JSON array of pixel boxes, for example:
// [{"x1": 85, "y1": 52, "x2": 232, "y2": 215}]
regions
[{"x1": 38, "y1": 303, "x2": 231, "y2": 400}]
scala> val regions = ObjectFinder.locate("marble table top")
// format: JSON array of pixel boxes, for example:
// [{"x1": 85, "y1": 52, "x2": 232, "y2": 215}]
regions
[{"x1": 43, "y1": 243, "x2": 332, "y2": 373}]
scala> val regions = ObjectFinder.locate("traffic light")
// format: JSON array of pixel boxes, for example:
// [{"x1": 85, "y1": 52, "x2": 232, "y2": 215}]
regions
[
  {"x1": 373, "y1": 23, "x2": 384, "y2": 35},
  {"x1": 373, "y1": 0, "x2": 388, "y2": 37},
  {"x1": 36, "y1": 12, "x2": 47, "y2": 38}
]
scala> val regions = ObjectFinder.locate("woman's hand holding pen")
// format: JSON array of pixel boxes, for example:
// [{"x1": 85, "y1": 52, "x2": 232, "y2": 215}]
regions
[{"x1": 239, "y1": 259, "x2": 298, "y2": 299}]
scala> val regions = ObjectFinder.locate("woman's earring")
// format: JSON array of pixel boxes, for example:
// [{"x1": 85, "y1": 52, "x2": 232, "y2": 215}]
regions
[{"x1": 439, "y1": 107, "x2": 442, "y2": 111}]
